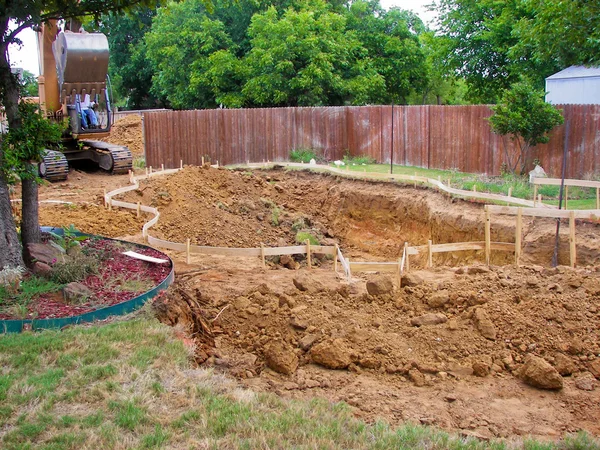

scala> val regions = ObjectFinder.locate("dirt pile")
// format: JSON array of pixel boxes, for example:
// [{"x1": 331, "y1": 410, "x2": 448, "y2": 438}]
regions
[
  {"x1": 38, "y1": 203, "x2": 146, "y2": 237},
  {"x1": 157, "y1": 264, "x2": 600, "y2": 438},
  {"x1": 103, "y1": 114, "x2": 144, "y2": 156},
  {"x1": 119, "y1": 166, "x2": 600, "y2": 266}
]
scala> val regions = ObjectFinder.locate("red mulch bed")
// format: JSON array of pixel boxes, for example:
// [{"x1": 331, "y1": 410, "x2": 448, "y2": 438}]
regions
[{"x1": 0, "y1": 238, "x2": 171, "y2": 320}]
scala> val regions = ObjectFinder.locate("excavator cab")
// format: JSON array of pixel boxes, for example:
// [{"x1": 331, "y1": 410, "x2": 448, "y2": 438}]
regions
[{"x1": 37, "y1": 22, "x2": 132, "y2": 181}]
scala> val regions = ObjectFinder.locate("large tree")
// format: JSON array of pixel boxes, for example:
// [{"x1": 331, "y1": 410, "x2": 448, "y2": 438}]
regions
[{"x1": 0, "y1": 0, "x2": 164, "y2": 270}]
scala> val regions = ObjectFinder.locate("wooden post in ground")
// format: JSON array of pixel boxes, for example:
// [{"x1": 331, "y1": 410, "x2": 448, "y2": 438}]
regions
[
  {"x1": 136, "y1": 202, "x2": 141, "y2": 218},
  {"x1": 569, "y1": 211, "x2": 576, "y2": 268},
  {"x1": 427, "y1": 239, "x2": 433, "y2": 268},
  {"x1": 507, "y1": 187, "x2": 512, "y2": 205},
  {"x1": 334, "y1": 244, "x2": 339, "y2": 272},
  {"x1": 180, "y1": 159, "x2": 183, "y2": 169},
  {"x1": 186, "y1": 238, "x2": 191, "y2": 265},
  {"x1": 108, "y1": 197, "x2": 112, "y2": 211},
  {"x1": 447, "y1": 178, "x2": 451, "y2": 188},
  {"x1": 515, "y1": 208, "x2": 523, "y2": 265},
  {"x1": 596, "y1": 187, "x2": 599, "y2": 209},
  {"x1": 103, "y1": 189, "x2": 107, "y2": 208},
  {"x1": 145, "y1": 167, "x2": 148, "y2": 177},
  {"x1": 202, "y1": 156, "x2": 205, "y2": 166},
  {"x1": 414, "y1": 172, "x2": 417, "y2": 188},
  {"x1": 216, "y1": 160, "x2": 219, "y2": 167},
  {"x1": 260, "y1": 243, "x2": 266, "y2": 268},
  {"x1": 533, "y1": 185, "x2": 538, "y2": 206},
  {"x1": 397, "y1": 258, "x2": 402, "y2": 287},
  {"x1": 306, "y1": 239, "x2": 312, "y2": 269},
  {"x1": 149, "y1": 166, "x2": 153, "y2": 175},
  {"x1": 161, "y1": 163, "x2": 165, "y2": 172},
  {"x1": 128, "y1": 169, "x2": 132, "y2": 184},
  {"x1": 473, "y1": 184, "x2": 477, "y2": 193},
  {"x1": 538, "y1": 194, "x2": 542, "y2": 206},
  {"x1": 565, "y1": 185, "x2": 569, "y2": 209},
  {"x1": 404, "y1": 242, "x2": 410, "y2": 272},
  {"x1": 484, "y1": 205, "x2": 491, "y2": 265},
  {"x1": 346, "y1": 258, "x2": 351, "y2": 281}
]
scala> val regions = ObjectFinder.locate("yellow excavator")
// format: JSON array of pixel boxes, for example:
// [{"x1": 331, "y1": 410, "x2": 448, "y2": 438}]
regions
[{"x1": 36, "y1": 19, "x2": 132, "y2": 181}]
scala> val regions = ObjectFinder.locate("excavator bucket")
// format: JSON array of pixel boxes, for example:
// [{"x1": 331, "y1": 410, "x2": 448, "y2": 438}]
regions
[{"x1": 53, "y1": 31, "x2": 109, "y2": 98}]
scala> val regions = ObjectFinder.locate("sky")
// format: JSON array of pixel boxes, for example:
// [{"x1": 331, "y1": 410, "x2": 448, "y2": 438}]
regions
[{"x1": 8, "y1": 0, "x2": 437, "y2": 76}]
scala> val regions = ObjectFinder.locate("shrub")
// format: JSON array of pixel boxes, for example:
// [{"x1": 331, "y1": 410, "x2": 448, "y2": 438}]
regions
[
  {"x1": 295, "y1": 232, "x2": 319, "y2": 246},
  {"x1": 290, "y1": 148, "x2": 318, "y2": 163}
]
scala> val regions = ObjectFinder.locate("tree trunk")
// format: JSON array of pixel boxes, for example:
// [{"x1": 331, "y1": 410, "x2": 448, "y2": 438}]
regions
[
  {"x1": 0, "y1": 38, "x2": 25, "y2": 269},
  {"x1": 21, "y1": 165, "x2": 41, "y2": 266}
]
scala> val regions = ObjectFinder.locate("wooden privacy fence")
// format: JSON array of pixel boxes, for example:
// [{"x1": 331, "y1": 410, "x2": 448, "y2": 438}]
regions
[{"x1": 144, "y1": 104, "x2": 600, "y2": 178}]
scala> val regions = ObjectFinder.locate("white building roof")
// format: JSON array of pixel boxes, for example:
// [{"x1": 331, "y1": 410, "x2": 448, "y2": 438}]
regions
[{"x1": 546, "y1": 65, "x2": 600, "y2": 80}]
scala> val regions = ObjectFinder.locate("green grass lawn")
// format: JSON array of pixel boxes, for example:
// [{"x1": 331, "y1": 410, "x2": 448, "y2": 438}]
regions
[{"x1": 0, "y1": 312, "x2": 598, "y2": 449}]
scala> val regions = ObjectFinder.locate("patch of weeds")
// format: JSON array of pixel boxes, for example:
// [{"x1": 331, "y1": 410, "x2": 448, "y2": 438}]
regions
[
  {"x1": 259, "y1": 197, "x2": 276, "y2": 209},
  {"x1": 50, "y1": 254, "x2": 98, "y2": 284},
  {"x1": 291, "y1": 217, "x2": 309, "y2": 232},
  {"x1": 133, "y1": 156, "x2": 146, "y2": 169},
  {"x1": 108, "y1": 399, "x2": 148, "y2": 431},
  {"x1": 129, "y1": 346, "x2": 160, "y2": 370},
  {"x1": 81, "y1": 411, "x2": 104, "y2": 427},
  {"x1": 58, "y1": 415, "x2": 77, "y2": 428},
  {"x1": 81, "y1": 364, "x2": 118, "y2": 382},
  {"x1": 342, "y1": 152, "x2": 376, "y2": 165},
  {"x1": 140, "y1": 424, "x2": 170, "y2": 449},
  {"x1": 0, "y1": 276, "x2": 63, "y2": 316},
  {"x1": 206, "y1": 395, "x2": 253, "y2": 437},
  {"x1": 81, "y1": 343, "x2": 120, "y2": 365},
  {"x1": 0, "y1": 405, "x2": 13, "y2": 425},
  {"x1": 26, "y1": 368, "x2": 65, "y2": 397},
  {"x1": 295, "y1": 231, "x2": 319, "y2": 245},
  {"x1": 150, "y1": 381, "x2": 164, "y2": 396},
  {"x1": 41, "y1": 431, "x2": 85, "y2": 450},
  {"x1": 290, "y1": 148, "x2": 319, "y2": 163},
  {"x1": 271, "y1": 206, "x2": 280, "y2": 226},
  {"x1": 172, "y1": 410, "x2": 201, "y2": 429}
]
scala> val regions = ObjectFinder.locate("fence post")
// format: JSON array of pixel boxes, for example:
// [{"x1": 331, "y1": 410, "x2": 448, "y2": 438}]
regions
[
  {"x1": 334, "y1": 244, "x2": 339, "y2": 272},
  {"x1": 569, "y1": 211, "x2": 576, "y2": 268},
  {"x1": 404, "y1": 242, "x2": 410, "y2": 272},
  {"x1": 136, "y1": 202, "x2": 141, "y2": 218},
  {"x1": 260, "y1": 243, "x2": 266, "y2": 268},
  {"x1": 484, "y1": 205, "x2": 491, "y2": 265},
  {"x1": 186, "y1": 238, "x2": 191, "y2": 265},
  {"x1": 306, "y1": 239, "x2": 312, "y2": 269},
  {"x1": 515, "y1": 207, "x2": 522, "y2": 266},
  {"x1": 427, "y1": 239, "x2": 433, "y2": 268}
]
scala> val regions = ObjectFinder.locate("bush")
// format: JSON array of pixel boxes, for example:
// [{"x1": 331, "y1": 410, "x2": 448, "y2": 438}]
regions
[{"x1": 290, "y1": 148, "x2": 318, "y2": 163}]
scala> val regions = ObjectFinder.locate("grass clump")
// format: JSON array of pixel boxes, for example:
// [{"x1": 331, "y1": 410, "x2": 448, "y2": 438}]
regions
[
  {"x1": 343, "y1": 153, "x2": 377, "y2": 165},
  {"x1": 271, "y1": 206, "x2": 280, "y2": 226},
  {"x1": 49, "y1": 254, "x2": 98, "y2": 284},
  {"x1": 295, "y1": 231, "x2": 319, "y2": 245}
]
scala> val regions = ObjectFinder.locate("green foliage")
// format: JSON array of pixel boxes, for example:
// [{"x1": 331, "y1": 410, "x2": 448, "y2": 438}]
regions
[
  {"x1": 1, "y1": 101, "x2": 64, "y2": 184},
  {"x1": 0, "y1": 276, "x2": 63, "y2": 312},
  {"x1": 289, "y1": 148, "x2": 318, "y2": 163},
  {"x1": 49, "y1": 225, "x2": 87, "y2": 252},
  {"x1": 20, "y1": 70, "x2": 39, "y2": 97},
  {"x1": 270, "y1": 206, "x2": 280, "y2": 227},
  {"x1": 295, "y1": 231, "x2": 319, "y2": 245},
  {"x1": 489, "y1": 81, "x2": 564, "y2": 174},
  {"x1": 342, "y1": 152, "x2": 376, "y2": 165}
]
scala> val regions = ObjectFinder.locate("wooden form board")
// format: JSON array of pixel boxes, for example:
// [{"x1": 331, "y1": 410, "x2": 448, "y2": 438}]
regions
[
  {"x1": 348, "y1": 262, "x2": 399, "y2": 272},
  {"x1": 532, "y1": 177, "x2": 600, "y2": 188},
  {"x1": 487, "y1": 205, "x2": 600, "y2": 220},
  {"x1": 407, "y1": 241, "x2": 515, "y2": 255}
]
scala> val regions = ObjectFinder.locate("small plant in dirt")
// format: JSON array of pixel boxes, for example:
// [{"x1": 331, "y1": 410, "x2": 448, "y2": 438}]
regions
[
  {"x1": 133, "y1": 156, "x2": 146, "y2": 169},
  {"x1": 290, "y1": 148, "x2": 321, "y2": 163},
  {"x1": 271, "y1": 206, "x2": 281, "y2": 226},
  {"x1": 48, "y1": 224, "x2": 87, "y2": 253},
  {"x1": 295, "y1": 231, "x2": 319, "y2": 245},
  {"x1": 292, "y1": 217, "x2": 309, "y2": 232}
]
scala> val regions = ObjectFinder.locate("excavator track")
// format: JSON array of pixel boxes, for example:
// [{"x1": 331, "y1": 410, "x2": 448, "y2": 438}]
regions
[
  {"x1": 80, "y1": 140, "x2": 133, "y2": 174},
  {"x1": 40, "y1": 150, "x2": 69, "y2": 182}
]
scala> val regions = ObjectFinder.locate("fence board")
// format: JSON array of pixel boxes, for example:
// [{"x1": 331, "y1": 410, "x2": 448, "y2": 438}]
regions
[{"x1": 145, "y1": 105, "x2": 600, "y2": 178}]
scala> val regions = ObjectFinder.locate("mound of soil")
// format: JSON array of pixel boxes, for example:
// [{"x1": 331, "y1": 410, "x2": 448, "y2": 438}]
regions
[
  {"x1": 157, "y1": 264, "x2": 600, "y2": 439},
  {"x1": 120, "y1": 166, "x2": 600, "y2": 266},
  {"x1": 39, "y1": 203, "x2": 146, "y2": 238},
  {"x1": 103, "y1": 114, "x2": 144, "y2": 156}
]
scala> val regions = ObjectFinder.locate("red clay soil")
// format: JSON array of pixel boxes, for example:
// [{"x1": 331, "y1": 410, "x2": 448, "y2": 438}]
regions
[{"x1": 101, "y1": 114, "x2": 144, "y2": 156}]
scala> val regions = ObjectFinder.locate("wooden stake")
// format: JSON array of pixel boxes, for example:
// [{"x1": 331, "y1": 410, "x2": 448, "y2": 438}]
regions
[
  {"x1": 538, "y1": 194, "x2": 542, "y2": 206},
  {"x1": 507, "y1": 187, "x2": 512, "y2": 198},
  {"x1": 515, "y1": 208, "x2": 522, "y2": 266},
  {"x1": 447, "y1": 178, "x2": 451, "y2": 187},
  {"x1": 473, "y1": 184, "x2": 477, "y2": 193},
  {"x1": 202, "y1": 156, "x2": 205, "y2": 166},
  {"x1": 149, "y1": 166, "x2": 153, "y2": 174},
  {"x1": 136, "y1": 202, "x2": 141, "y2": 218},
  {"x1": 260, "y1": 243, "x2": 266, "y2": 268},
  {"x1": 565, "y1": 185, "x2": 569, "y2": 210},
  {"x1": 108, "y1": 197, "x2": 112, "y2": 211},
  {"x1": 161, "y1": 163, "x2": 164, "y2": 172},
  {"x1": 306, "y1": 239, "x2": 312, "y2": 269},
  {"x1": 414, "y1": 172, "x2": 417, "y2": 188},
  {"x1": 427, "y1": 239, "x2": 433, "y2": 268},
  {"x1": 397, "y1": 258, "x2": 402, "y2": 287},
  {"x1": 103, "y1": 189, "x2": 107, "y2": 208},
  {"x1": 186, "y1": 238, "x2": 191, "y2": 265},
  {"x1": 484, "y1": 205, "x2": 491, "y2": 266},
  {"x1": 597, "y1": 187, "x2": 599, "y2": 209},
  {"x1": 145, "y1": 167, "x2": 148, "y2": 177},
  {"x1": 346, "y1": 258, "x2": 351, "y2": 281},
  {"x1": 404, "y1": 242, "x2": 410, "y2": 272},
  {"x1": 569, "y1": 211, "x2": 576, "y2": 268},
  {"x1": 180, "y1": 159, "x2": 183, "y2": 169},
  {"x1": 533, "y1": 185, "x2": 538, "y2": 206},
  {"x1": 334, "y1": 244, "x2": 339, "y2": 272}
]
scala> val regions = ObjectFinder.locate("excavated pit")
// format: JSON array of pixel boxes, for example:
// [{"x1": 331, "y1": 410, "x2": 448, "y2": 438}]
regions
[{"x1": 123, "y1": 165, "x2": 600, "y2": 267}]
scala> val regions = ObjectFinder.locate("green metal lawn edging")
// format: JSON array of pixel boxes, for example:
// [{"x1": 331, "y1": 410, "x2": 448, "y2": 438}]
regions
[{"x1": 1, "y1": 228, "x2": 174, "y2": 333}]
